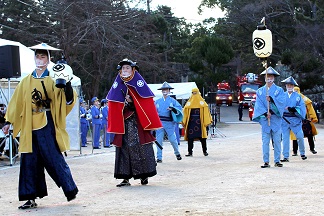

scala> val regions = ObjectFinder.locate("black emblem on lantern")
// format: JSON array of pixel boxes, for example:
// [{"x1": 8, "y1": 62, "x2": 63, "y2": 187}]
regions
[{"x1": 253, "y1": 38, "x2": 265, "y2": 50}]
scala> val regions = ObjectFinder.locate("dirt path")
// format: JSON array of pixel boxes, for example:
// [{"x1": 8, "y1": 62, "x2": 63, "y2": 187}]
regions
[{"x1": 1, "y1": 122, "x2": 324, "y2": 215}]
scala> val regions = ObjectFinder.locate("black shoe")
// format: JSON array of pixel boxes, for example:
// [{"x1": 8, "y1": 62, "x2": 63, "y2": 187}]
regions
[
  {"x1": 275, "y1": 162, "x2": 283, "y2": 167},
  {"x1": 292, "y1": 152, "x2": 298, "y2": 156},
  {"x1": 67, "y1": 194, "x2": 76, "y2": 202},
  {"x1": 176, "y1": 154, "x2": 182, "y2": 160},
  {"x1": 81, "y1": 145, "x2": 87, "y2": 147},
  {"x1": 280, "y1": 158, "x2": 289, "y2": 162},
  {"x1": 104, "y1": 145, "x2": 111, "y2": 148},
  {"x1": 301, "y1": 155, "x2": 307, "y2": 160},
  {"x1": 18, "y1": 200, "x2": 37, "y2": 210},
  {"x1": 311, "y1": 150, "x2": 317, "y2": 154},
  {"x1": 261, "y1": 163, "x2": 270, "y2": 168},
  {"x1": 93, "y1": 146, "x2": 101, "y2": 149},
  {"x1": 116, "y1": 179, "x2": 131, "y2": 187},
  {"x1": 203, "y1": 152, "x2": 209, "y2": 156},
  {"x1": 239, "y1": 119, "x2": 243, "y2": 121},
  {"x1": 156, "y1": 159, "x2": 162, "y2": 163},
  {"x1": 141, "y1": 178, "x2": 148, "y2": 185},
  {"x1": 185, "y1": 153, "x2": 193, "y2": 157}
]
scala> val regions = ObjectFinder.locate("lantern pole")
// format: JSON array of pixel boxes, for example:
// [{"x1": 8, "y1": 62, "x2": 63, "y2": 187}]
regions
[
  {"x1": 253, "y1": 17, "x2": 272, "y2": 126},
  {"x1": 262, "y1": 58, "x2": 270, "y2": 126},
  {"x1": 261, "y1": 18, "x2": 270, "y2": 126}
]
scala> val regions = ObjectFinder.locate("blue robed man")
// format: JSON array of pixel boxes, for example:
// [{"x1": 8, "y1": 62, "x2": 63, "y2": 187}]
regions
[
  {"x1": 101, "y1": 99, "x2": 114, "y2": 147},
  {"x1": 80, "y1": 99, "x2": 88, "y2": 147},
  {"x1": 253, "y1": 68, "x2": 285, "y2": 168},
  {"x1": 280, "y1": 76, "x2": 307, "y2": 162},
  {"x1": 90, "y1": 97, "x2": 102, "y2": 149},
  {"x1": 155, "y1": 82, "x2": 183, "y2": 163}
]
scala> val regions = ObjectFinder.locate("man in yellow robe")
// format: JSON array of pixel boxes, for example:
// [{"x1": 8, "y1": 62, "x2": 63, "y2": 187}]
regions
[
  {"x1": 290, "y1": 87, "x2": 318, "y2": 155},
  {"x1": 2, "y1": 43, "x2": 78, "y2": 209},
  {"x1": 182, "y1": 88, "x2": 212, "y2": 156}
]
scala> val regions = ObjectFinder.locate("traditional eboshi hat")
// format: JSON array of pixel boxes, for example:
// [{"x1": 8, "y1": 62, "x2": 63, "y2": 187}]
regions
[
  {"x1": 116, "y1": 58, "x2": 136, "y2": 70},
  {"x1": 29, "y1": 43, "x2": 61, "y2": 68},
  {"x1": 281, "y1": 76, "x2": 298, "y2": 86},
  {"x1": 29, "y1": 42, "x2": 61, "y2": 57},
  {"x1": 157, "y1": 81, "x2": 174, "y2": 90},
  {"x1": 260, "y1": 66, "x2": 280, "y2": 76},
  {"x1": 116, "y1": 58, "x2": 137, "y2": 82}
]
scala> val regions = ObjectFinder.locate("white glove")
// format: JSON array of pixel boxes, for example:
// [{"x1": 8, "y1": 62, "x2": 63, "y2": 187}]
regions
[
  {"x1": 86, "y1": 114, "x2": 92, "y2": 120},
  {"x1": 99, "y1": 114, "x2": 103, "y2": 119}
]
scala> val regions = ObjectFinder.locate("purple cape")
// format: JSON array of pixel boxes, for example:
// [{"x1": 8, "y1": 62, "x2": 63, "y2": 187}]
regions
[{"x1": 107, "y1": 71, "x2": 154, "y2": 102}]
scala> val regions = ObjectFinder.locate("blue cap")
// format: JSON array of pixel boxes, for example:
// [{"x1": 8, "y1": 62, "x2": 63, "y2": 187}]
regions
[
  {"x1": 101, "y1": 99, "x2": 107, "y2": 103},
  {"x1": 79, "y1": 98, "x2": 85, "y2": 104},
  {"x1": 91, "y1": 97, "x2": 99, "y2": 103}
]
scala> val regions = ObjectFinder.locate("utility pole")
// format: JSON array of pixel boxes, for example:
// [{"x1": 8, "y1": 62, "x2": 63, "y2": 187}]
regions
[{"x1": 147, "y1": 0, "x2": 151, "y2": 14}]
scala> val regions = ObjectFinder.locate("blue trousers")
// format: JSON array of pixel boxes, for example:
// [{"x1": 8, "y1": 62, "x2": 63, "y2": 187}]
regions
[
  {"x1": 262, "y1": 129, "x2": 281, "y2": 163},
  {"x1": 282, "y1": 127, "x2": 305, "y2": 158},
  {"x1": 156, "y1": 121, "x2": 181, "y2": 160},
  {"x1": 19, "y1": 112, "x2": 78, "y2": 201},
  {"x1": 80, "y1": 122, "x2": 88, "y2": 147},
  {"x1": 92, "y1": 124, "x2": 101, "y2": 148},
  {"x1": 175, "y1": 123, "x2": 180, "y2": 145}
]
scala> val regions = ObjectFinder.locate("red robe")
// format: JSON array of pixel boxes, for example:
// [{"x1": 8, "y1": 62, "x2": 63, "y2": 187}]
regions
[{"x1": 108, "y1": 86, "x2": 162, "y2": 147}]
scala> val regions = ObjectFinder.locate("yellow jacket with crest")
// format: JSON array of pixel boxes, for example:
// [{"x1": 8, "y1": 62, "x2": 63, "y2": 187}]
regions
[
  {"x1": 5, "y1": 74, "x2": 76, "y2": 153},
  {"x1": 181, "y1": 88, "x2": 212, "y2": 140}
]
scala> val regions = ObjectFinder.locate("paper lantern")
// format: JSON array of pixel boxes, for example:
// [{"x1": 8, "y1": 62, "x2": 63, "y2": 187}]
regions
[
  {"x1": 252, "y1": 24, "x2": 272, "y2": 58},
  {"x1": 50, "y1": 63, "x2": 73, "y2": 88}
]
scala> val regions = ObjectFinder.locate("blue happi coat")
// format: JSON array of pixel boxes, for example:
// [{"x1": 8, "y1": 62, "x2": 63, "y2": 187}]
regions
[
  {"x1": 252, "y1": 83, "x2": 286, "y2": 133},
  {"x1": 155, "y1": 96, "x2": 182, "y2": 121},
  {"x1": 281, "y1": 91, "x2": 306, "y2": 134}
]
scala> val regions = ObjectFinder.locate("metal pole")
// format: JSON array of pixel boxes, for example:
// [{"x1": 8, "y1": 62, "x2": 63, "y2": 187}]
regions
[{"x1": 7, "y1": 78, "x2": 14, "y2": 166}]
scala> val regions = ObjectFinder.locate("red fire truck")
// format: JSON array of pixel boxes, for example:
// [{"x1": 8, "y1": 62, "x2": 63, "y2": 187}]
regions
[
  {"x1": 216, "y1": 81, "x2": 233, "y2": 106},
  {"x1": 237, "y1": 73, "x2": 262, "y2": 108}
]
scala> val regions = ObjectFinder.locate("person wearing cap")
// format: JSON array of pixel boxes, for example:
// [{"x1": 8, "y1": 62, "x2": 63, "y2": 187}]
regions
[
  {"x1": 280, "y1": 76, "x2": 307, "y2": 162},
  {"x1": 252, "y1": 67, "x2": 286, "y2": 168},
  {"x1": 107, "y1": 59, "x2": 162, "y2": 187},
  {"x1": 182, "y1": 88, "x2": 212, "y2": 157},
  {"x1": 80, "y1": 98, "x2": 88, "y2": 147},
  {"x1": 290, "y1": 87, "x2": 318, "y2": 155},
  {"x1": 90, "y1": 97, "x2": 102, "y2": 149},
  {"x1": 100, "y1": 99, "x2": 113, "y2": 148},
  {"x1": 2, "y1": 43, "x2": 78, "y2": 209},
  {"x1": 155, "y1": 81, "x2": 183, "y2": 162}
]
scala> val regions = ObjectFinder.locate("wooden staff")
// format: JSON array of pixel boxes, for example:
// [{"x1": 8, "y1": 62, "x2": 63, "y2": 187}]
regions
[{"x1": 262, "y1": 60, "x2": 270, "y2": 126}]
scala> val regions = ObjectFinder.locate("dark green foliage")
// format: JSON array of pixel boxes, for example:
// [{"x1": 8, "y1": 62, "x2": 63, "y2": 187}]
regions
[{"x1": 1, "y1": 0, "x2": 324, "y2": 98}]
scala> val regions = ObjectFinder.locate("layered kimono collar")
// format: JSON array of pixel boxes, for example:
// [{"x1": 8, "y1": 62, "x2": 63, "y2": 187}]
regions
[
  {"x1": 107, "y1": 70, "x2": 154, "y2": 103},
  {"x1": 185, "y1": 88, "x2": 208, "y2": 108},
  {"x1": 32, "y1": 69, "x2": 49, "y2": 78}
]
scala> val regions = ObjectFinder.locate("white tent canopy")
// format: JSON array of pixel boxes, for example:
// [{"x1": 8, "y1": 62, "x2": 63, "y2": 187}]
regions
[
  {"x1": 0, "y1": 38, "x2": 81, "y2": 87},
  {"x1": 0, "y1": 38, "x2": 81, "y2": 151},
  {"x1": 148, "y1": 82, "x2": 198, "y2": 100}
]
